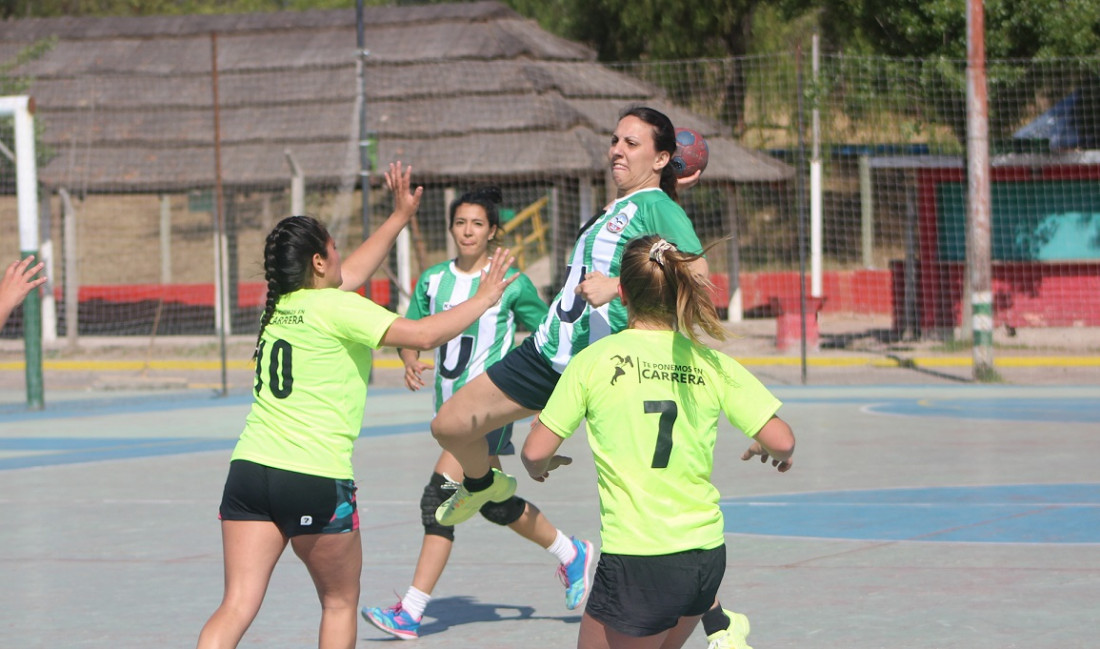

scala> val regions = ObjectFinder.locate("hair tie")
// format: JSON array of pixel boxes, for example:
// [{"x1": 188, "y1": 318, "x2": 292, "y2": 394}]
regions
[{"x1": 648, "y1": 239, "x2": 676, "y2": 267}]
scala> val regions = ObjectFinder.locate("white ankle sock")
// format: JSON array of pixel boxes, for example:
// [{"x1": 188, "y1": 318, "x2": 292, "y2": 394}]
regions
[
  {"x1": 401, "y1": 586, "x2": 431, "y2": 620},
  {"x1": 547, "y1": 530, "x2": 576, "y2": 565}
]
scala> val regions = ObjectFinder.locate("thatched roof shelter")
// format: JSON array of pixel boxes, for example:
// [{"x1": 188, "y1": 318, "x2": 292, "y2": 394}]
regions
[{"x1": 0, "y1": 1, "x2": 791, "y2": 193}]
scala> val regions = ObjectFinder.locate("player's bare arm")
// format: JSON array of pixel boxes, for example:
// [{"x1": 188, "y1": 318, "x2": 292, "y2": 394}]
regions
[
  {"x1": 574, "y1": 272, "x2": 619, "y2": 307},
  {"x1": 741, "y1": 416, "x2": 795, "y2": 473},
  {"x1": 398, "y1": 348, "x2": 428, "y2": 391},
  {"x1": 522, "y1": 418, "x2": 573, "y2": 482},
  {"x1": 339, "y1": 161, "x2": 423, "y2": 291}
]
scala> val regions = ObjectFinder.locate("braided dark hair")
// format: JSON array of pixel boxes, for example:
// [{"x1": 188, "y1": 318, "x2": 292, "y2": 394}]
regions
[
  {"x1": 254, "y1": 215, "x2": 330, "y2": 359},
  {"x1": 619, "y1": 105, "x2": 679, "y2": 203},
  {"x1": 449, "y1": 185, "x2": 503, "y2": 230}
]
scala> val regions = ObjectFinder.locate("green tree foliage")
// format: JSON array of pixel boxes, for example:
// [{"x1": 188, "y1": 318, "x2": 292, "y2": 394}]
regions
[
  {"x1": 0, "y1": 38, "x2": 58, "y2": 171},
  {"x1": 11, "y1": 0, "x2": 1100, "y2": 61},
  {"x1": 557, "y1": 0, "x2": 757, "y2": 60},
  {"x1": 0, "y1": 39, "x2": 55, "y2": 96},
  {"x1": 798, "y1": 0, "x2": 1100, "y2": 145},
  {"x1": 549, "y1": 0, "x2": 767, "y2": 133},
  {"x1": 813, "y1": 0, "x2": 1100, "y2": 59},
  {"x1": 9, "y1": 0, "x2": 1100, "y2": 145}
]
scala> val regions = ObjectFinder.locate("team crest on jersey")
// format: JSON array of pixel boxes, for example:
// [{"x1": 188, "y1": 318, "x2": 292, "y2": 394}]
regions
[
  {"x1": 605, "y1": 213, "x2": 629, "y2": 233},
  {"x1": 609, "y1": 354, "x2": 633, "y2": 385}
]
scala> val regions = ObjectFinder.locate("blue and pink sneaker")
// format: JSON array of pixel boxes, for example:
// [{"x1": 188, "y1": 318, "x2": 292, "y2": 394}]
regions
[
  {"x1": 362, "y1": 601, "x2": 421, "y2": 640},
  {"x1": 557, "y1": 536, "x2": 594, "y2": 610}
]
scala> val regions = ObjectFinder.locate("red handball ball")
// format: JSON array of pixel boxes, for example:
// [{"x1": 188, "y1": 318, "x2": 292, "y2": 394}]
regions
[{"x1": 671, "y1": 127, "x2": 709, "y2": 178}]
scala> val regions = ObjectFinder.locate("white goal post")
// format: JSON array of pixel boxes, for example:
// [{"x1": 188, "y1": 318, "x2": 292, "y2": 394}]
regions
[{"x1": 1, "y1": 95, "x2": 47, "y2": 408}]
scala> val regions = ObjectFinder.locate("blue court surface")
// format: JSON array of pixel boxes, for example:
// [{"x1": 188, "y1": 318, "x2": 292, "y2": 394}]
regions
[
  {"x1": 865, "y1": 396, "x2": 1100, "y2": 423},
  {"x1": 722, "y1": 483, "x2": 1100, "y2": 543},
  {"x1": 1, "y1": 383, "x2": 1097, "y2": 648}
]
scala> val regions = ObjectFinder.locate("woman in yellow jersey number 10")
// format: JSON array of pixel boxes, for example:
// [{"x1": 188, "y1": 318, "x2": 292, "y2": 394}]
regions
[{"x1": 196, "y1": 163, "x2": 517, "y2": 649}]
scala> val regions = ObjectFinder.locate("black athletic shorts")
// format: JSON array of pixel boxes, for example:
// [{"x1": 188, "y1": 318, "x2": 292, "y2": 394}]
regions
[
  {"x1": 585, "y1": 545, "x2": 726, "y2": 637},
  {"x1": 485, "y1": 335, "x2": 561, "y2": 411},
  {"x1": 218, "y1": 459, "x2": 359, "y2": 537}
]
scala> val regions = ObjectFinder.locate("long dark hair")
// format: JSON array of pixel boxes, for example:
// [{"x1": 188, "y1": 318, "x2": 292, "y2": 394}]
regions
[
  {"x1": 253, "y1": 215, "x2": 330, "y2": 358},
  {"x1": 449, "y1": 185, "x2": 503, "y2": 230},
  {"x1": 619, "y1": 105, "x2": 679, "y2": 202},
  {"x1": 618, "y1": 234, "x2": 725, "y2": 344}
]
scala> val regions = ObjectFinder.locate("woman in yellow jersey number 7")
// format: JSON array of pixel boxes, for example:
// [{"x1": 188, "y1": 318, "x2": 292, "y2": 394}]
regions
[
  {"x1": 195, "y1": 163, "x2": 517, "y2": 649},
  {"x1": 429, "y1": 105, "x2": 753, "y2": 647},
  {"x1": 522, "y1": 235, "x2": 795, "y2": 649}
]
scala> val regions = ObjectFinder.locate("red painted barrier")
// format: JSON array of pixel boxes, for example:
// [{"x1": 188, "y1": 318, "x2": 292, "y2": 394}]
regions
[
  {"x1": 771, "y1": 296, "x2": 826, "y2": 351},
  {"x1": 735, "y1": 270, "x2": 894, "y2": 315},
  {"x1": 708, "y1": 273, "x2": 730, "y2": 309},
  {"x1": 59, "y1": 278, "x2": 393, "y2": 309},
  {"x1": 56, "y1": 264, "x2": 1098, "y2": 331},
  {"x1": 908, "y1": 261, "x2": 1100, "y2": 329}
]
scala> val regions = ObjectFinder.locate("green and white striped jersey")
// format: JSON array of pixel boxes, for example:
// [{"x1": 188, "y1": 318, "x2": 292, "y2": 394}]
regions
[
  {"x1": 533, "y1": 187, "x2": 702, "y2": 373},
  {"x1": 406, "y1": 260, "x2": 547, "y2": 411}
]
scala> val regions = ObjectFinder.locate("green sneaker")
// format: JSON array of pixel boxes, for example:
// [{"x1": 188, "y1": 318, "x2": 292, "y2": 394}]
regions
[
  {"x1": 434, "y1": 468, "x2": 517, "y2": 525},
  {"x1": 706, "y1": 610, "x2": 752, "y2": 649}
]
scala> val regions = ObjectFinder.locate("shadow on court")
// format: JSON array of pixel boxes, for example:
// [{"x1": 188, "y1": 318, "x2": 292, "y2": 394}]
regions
[{"x1": 365, "y1": 595, "x2": 580, "y2": 641}]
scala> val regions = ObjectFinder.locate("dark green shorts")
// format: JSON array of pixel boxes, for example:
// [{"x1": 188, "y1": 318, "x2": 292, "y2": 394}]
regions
[
  {"x1": 485, "y1": 423, "x2": 515, "y2": 456},
  {"x1": 485, "y1": 336, "x2": 561, "y2": 411}
]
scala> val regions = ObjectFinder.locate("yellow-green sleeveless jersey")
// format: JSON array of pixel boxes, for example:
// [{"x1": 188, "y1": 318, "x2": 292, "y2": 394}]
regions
[
  {"x1": 539, "y1": 329, "x2": 782, "y2": 555},
  {"x1": 405, "y1": 261, "x2": 547, "y2": 411},
  {"x1": 233, "y1": 288, "x2": 399, "y2": 480},
  {"x1": 533, "y1": 187, "x2": 702, "y2": 373}
]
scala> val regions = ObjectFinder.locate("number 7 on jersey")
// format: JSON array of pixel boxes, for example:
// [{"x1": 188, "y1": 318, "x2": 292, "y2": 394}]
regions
[{"x1": 644, "y1": 400, "x2": 677, "y2": 468}]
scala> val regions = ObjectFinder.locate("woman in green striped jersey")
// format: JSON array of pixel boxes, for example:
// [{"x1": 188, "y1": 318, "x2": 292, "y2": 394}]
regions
[
  {"x1": 431, "y1": 107, "x2": 710, "y2": 529},
  {"x1": 427, "y1": 107, "x2": 714, "y2": 630},
  {"x1": 362, "y1": 187, "x2": 595, "y2": 640},
  {"x1": 522, "y1": 236, "x2": 796, "y2": 649},
  {"x1": 197, "y1": 163, "x2": 520, "y2": 649}
]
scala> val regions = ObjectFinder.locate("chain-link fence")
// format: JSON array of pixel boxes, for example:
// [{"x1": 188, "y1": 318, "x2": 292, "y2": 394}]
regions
[
  {"x1": 1, "y1": 12, "x2": 1098, "y2": 386},
  {"x1": 620, "y1": 54, "x2": 1100, "y2": 337}
]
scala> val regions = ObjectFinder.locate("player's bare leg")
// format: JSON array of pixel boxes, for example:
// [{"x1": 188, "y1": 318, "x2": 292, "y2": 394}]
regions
[
  {"x1": 576, "y1": 611, "x2": 702, "y2": 649},
  {"x1": 292, "y1": 530, "x2": 362, "y2": 649},
  {"x1": 430, "y1": 373, "x2": 536, "y2": 482},
  {"x1": 409, "y1": 453, "x2": 557, "y2": 596},
  {"x1": 196, "y1": 521, "x2": 287, "y2": 649}
]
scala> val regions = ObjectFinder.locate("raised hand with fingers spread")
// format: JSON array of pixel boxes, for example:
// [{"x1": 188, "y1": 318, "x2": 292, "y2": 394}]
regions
[{"x1": 0, "y1": 255, "x2": 47, "y2": 330}]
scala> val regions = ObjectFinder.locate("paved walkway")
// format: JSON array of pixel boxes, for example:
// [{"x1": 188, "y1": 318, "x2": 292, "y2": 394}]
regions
[{"x1": 1, "y1": 378, "x2": 1097, "y2": 649}]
